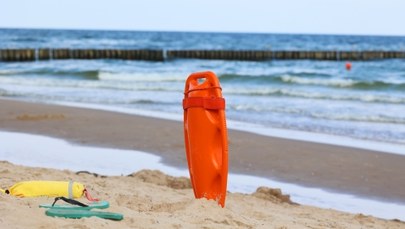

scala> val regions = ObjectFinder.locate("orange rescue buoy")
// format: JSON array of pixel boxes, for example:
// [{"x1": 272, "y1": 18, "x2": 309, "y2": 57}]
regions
[{"x1": 183, "y1": 71, "x2": 228, "y2": 207}]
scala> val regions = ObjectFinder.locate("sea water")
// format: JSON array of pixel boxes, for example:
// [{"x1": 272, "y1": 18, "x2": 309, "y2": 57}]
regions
[{"x1": 0, "y1": 29, "x2": 405, "y2": 149}]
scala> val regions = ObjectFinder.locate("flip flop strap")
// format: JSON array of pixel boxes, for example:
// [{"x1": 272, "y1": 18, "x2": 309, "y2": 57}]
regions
[{"x1": 52, "y1": 196, "x2": 89, "y2": 207}]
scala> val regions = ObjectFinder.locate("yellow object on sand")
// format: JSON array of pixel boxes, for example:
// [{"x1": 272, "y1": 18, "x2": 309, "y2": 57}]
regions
[{"x1": 2, "y1": 181, "x2": 85, "y2": 198}]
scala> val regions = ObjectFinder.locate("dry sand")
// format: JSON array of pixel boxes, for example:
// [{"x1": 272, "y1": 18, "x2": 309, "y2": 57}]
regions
[
  {"x1": 1, "y1": 161, "x2": 404, "y2": 229},
  {"x1": 1, "y1": 98, "x2": 405, "y2": 228}
]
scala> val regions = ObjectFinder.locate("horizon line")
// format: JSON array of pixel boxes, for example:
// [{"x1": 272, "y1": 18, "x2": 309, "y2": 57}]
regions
[{"x1": 1, "y1": 26, "x2": 405, "y2": 38}]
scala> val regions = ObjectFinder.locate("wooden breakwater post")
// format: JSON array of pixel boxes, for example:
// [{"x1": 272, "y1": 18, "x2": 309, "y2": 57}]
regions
[
  {"x1": 66, "y1": 49, "x2": 164, "y2": 61},
  {"x1": 167, "y1": 50, "x2": 273, "y2": 60},
  {"x1": 0, "y1": 49, "x2": 35, "y2": 61},
  {"x1": 0, "y1": 49, "x2": 164, "y2": 61},
  {"x1": 168, "y1": 50, "x2": 405, "y2": 61},
  {"x1": 1, "y1": 49, "x2": 405, "y2": 61}
]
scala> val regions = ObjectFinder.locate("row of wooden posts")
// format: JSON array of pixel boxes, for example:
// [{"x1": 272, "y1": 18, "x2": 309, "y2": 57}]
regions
[{"x1": 1, "y1": 49, "x2": 405, "y2": 61}]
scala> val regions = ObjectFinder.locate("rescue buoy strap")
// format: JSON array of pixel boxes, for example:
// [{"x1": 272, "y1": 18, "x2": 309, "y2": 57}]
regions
[
  {"x1": 68, "y1": 181, "x2": 73, "y2": 199},
  {"x1": 183, "y1": 97, "x2": 225, "y2": 110}
]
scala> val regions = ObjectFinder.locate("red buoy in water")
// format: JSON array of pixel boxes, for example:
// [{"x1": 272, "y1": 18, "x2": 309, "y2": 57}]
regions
[{"x1": 345, "y1": 62, "x2": 352, "y2": 71}]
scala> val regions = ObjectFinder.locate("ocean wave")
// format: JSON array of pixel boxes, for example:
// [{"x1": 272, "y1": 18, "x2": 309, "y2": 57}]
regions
[
  {"x1": 281, "y1": 75, "x2": 405, "y2": 90},
  {"x1": 218, "y1": 73, "x2": 331, "y2": 84},
  {"x1": 0, "y1": 69, "x2": 27, "y2": 75},
  {"x1": 0, "y1": 89, "x2": 24, "y2": 98},
  {"x1": 129, "y1": 99, "x2": 155, "y2": 104},
  {"x1": 0, "y1": 88, "x2": 7, "y2": 96},
  {"x1": 0, "y1": 77, "x2": 182, "y2": 93},
  {"x1": 0, "y1": 69, "x2": 99, "y2": 79},
  {"x1": 230, "y1": 104, "x2": 405, "y2": 124},
  {"x1": 310, "y1": 113, "x2": 405, "y2": 124},
  {"x1": 218, "y1": 73, "x2": 405, "y2": 90},
  {"x1": 98, "y1": 72, "x2": 186, "y2": 82},
  {"x1": 283, "y1": 70, "x2": 332, "y2": 78},
  {"x1": 127, "y1": 99, "x2": 180, "y2": 106},
  {"x1": 11, "y1": 37, "x2": 45, "y2": 42},
  {"x1": 224, "y1": 88, "x2": 405, "y2": 104},
  {"x1": 0, "y1": 69, "x2": 328, "y2": 88},
  {"x1": 280, "y1": 75, "x2": 356, "y2": 87}
]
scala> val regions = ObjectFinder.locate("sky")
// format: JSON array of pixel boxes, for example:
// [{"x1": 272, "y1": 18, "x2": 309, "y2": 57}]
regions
[{"x1": 1, "y1": 0, "x2": 405, "y2": 36}]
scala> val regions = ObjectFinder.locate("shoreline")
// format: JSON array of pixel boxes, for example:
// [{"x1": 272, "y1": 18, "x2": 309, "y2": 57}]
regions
[
  {"x1": 1, "y1": 98, "x2": 405, "y2": 204},
  {"x1": 55, "y1": 100, "x2": 405, "y2": 156}
]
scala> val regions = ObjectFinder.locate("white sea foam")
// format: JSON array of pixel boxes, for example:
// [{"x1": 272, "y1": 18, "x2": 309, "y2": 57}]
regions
[
  {"x1": 1, "y1": 131, "x2": 404, "y2": 221},
  {"x1": 0, "y1": 69, "x2": 24, "y2": 75},
  {"x1": 0, "y1": 77, "x2": 182, "y2": 93},
  {"x1": 98, "y1": 71, "x2": 187, "y2": 82},
  {"x1": 224, "y1": 87, "x2": 405, "y2": 104},
  {"x1": 281, "y1": 75, "x2": 356, "y2": 87}
]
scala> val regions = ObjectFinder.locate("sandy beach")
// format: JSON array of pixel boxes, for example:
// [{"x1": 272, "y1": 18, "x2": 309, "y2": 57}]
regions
[
  {"x1": 2, "y1": 161, "x2": 404, "y2": 229},
  {"x1": 1, "y1": 98, "x2": 405, "y2": 228}
]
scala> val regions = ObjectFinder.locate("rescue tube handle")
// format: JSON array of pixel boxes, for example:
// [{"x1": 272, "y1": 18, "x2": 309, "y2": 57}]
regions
[{"x1": 187, "y1": 71, "x2": 217, "y2": 83}]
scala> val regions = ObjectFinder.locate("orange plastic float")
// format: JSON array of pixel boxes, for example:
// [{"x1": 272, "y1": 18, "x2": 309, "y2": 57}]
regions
[
  {"x1": 345, "y1": 62, "x2": 352, "y2": 71},
  {"x1": 183, "y1": 71, "x2": 228, "y2": 207}
]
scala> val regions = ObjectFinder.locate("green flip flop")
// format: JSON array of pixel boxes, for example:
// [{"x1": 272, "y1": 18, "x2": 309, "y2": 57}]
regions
[{"x1": 45, "y1": 208, "x2": 124, "y2": 221}]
